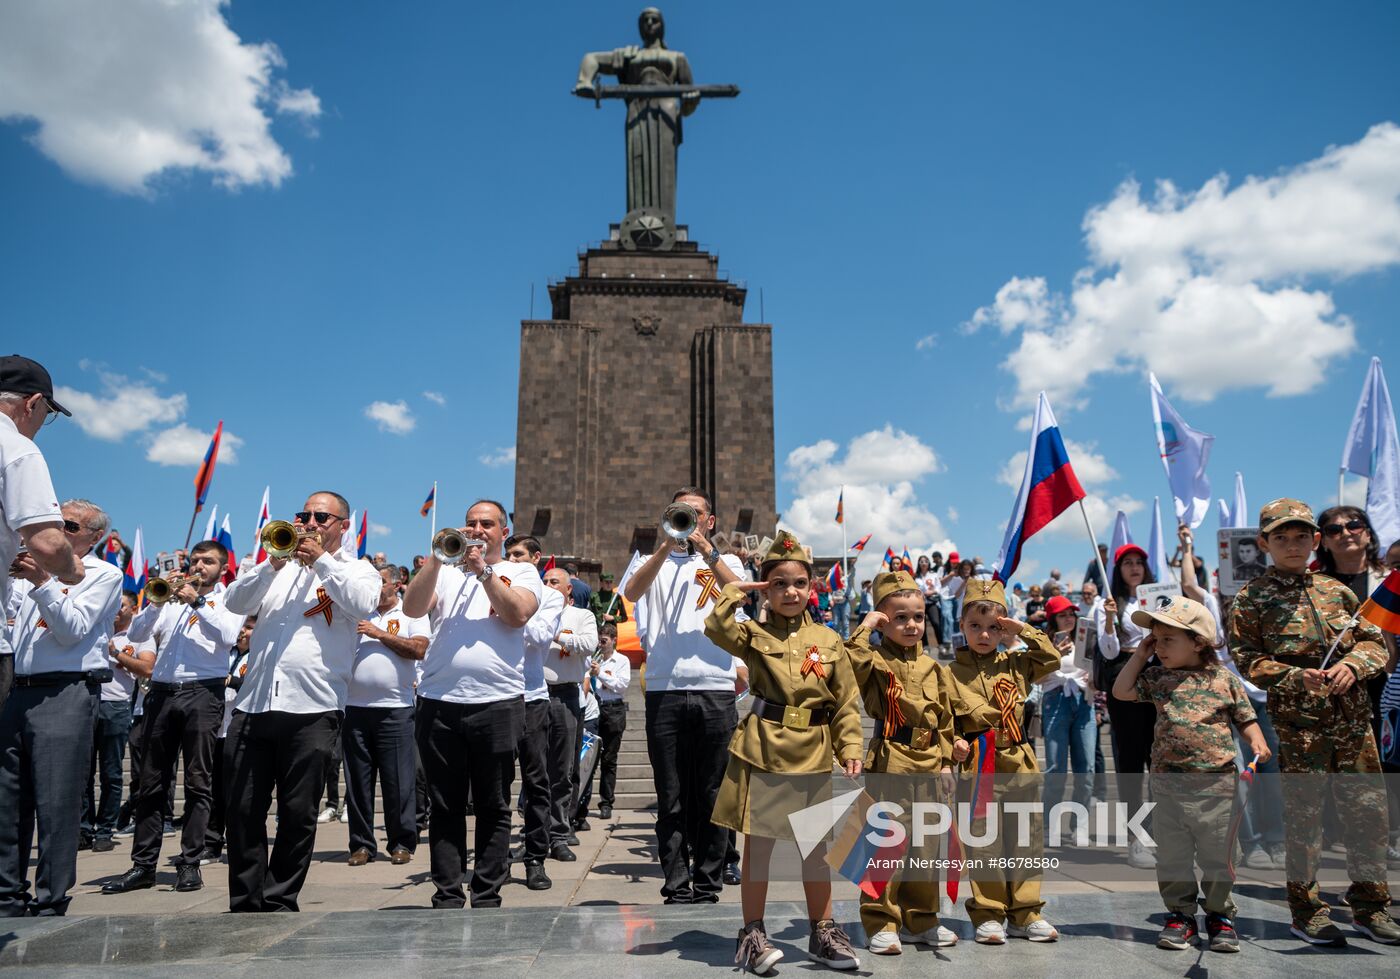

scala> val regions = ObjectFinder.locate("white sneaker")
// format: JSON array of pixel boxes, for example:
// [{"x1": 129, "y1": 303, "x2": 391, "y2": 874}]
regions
[
  {"x1": 1127, "y1": 839, "x2": 1157, "y2": 869},
  {"x1": 899, "y1": 925, "x2": 958, "y2": 947},
  {"x1": 337, "y1": 807, "x2": 349, "y2": 823},
  {"x1": 974, "y1": 921, "x2": 1006, "y2": 945},
  {"x1": 316, "y1": 806, "x2": 337, "y2": 824},
  {"x1": 866, "y1": 930, "x2": 901, "y2": 955},
  {"x1": 1387, "y1": 844, "x2": 1400, "y2": 868},
  {"x1": 1007, "y1": 919, "x2": 1059, "y2": 942},
  {"x1": 1243, "y1": 845, "x2": 1273, "y2": 870}
]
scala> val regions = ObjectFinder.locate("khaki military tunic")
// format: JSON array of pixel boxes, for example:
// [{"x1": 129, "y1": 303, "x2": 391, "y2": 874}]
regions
[{"x1": 948, "y1": 628, "x2": 1061, "y2": 774}]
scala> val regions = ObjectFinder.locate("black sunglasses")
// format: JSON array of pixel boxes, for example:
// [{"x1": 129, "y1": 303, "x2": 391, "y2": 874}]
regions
[
  {"x1": 294, "y1": 511, "x2": 344, "y2": 525},
  {"x1": 1321, "y1": 519, "x2": 1367, "y2": 537},
  {"x1": 63, "y1": 519, "x2": 82, "y2": 533}
]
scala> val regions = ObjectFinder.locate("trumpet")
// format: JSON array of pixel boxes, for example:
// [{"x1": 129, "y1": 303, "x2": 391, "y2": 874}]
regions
[
  {"x1": 661, "y1": 502, "x2": 699, "y2": 541},
  {"x1": 432, "y1": 528, "x2": 487, "y2": 565},
  {"x1": 260, "y1": 520, "x2": 307, "y2": 560},
  {"x1": 145, "y1": 575, "x2": 190, "y2": 605}
]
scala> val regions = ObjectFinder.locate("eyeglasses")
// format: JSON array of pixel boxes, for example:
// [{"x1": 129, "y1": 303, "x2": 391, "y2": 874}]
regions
[
  {"x1": 63, "y1": 519, "x2": 81, "y2": 533},
  {"x1": 294, "y1": 511, "x2": 345, "y2": 525},
  {"x1": 1321, "y1": 519, "x2": 1367, "y2": 537}
]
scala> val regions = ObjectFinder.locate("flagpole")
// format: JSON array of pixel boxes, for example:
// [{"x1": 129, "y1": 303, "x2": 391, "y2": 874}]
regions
[
  {"x1": 840, "y1": 485, "x2": 849, "y2": 592},
  {"x1": 182, "y1": 506, "x2": 200, "y2": 552},
  {"x1": 430, "y1": 481, "x2": 438, "y2": 542},
  {"x1": 1077, "y1": 500, "x2": 1111, "y2": 597},
  {"x1": 1338, "y1": 469, "x2": 1345, "y2": 507}
]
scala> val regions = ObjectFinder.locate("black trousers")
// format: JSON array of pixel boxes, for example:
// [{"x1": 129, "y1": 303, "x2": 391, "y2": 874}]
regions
[
  {"x1": 417, "y1": 695, "x2": 523, "y2": 909},
  {"x1": 595, "y1": 700, "x2": 627, "y2": 809},
  {"x1": 544, "y1": 684, "x2": 581, "y2": 845},
  {"x1": 0, "y1": 679, "x2": 98, "y2": 916},
  {"x1": 121, "y1": 707, "x2": 175, "y2": 830},
  {"x1": 645, "y1": 690, "x2": 737, "y2": 903},
  {"x1": 324, "y1": 727, "x2": 343, "y2": 811},
  {"x1": 224, "y1": 709, "x2": 340, "y2": 912},
  {"x1": 516, "y1": 698, "x2": 550, "y2": 863},
  {"x1": 204, "y1": 735, "x2": 226, "y2": 855},
  {"x1": 131, "y1": 684, "x2": 222, "y2": 870},
  {"x1": 1105, "y1": 694, "x2": 1157, "y2": 823},
  {"x1": 343, "y1": 705, "x2": 417, "y2": 856}
]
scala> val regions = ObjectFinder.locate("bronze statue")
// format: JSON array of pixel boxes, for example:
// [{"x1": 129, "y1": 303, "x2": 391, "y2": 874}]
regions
[{"x1": 574, "y1": 8, "x2": 738, "y2": 248}]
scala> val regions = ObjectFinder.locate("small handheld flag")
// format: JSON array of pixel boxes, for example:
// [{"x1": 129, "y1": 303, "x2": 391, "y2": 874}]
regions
[
  {"x1": 824, "y1": 790, "x2": 908, "y2": 899},
  {"x1": 901, "y1": 546, "x2": 912, "y2": 572},
  {"x1": 851, "y1": 533, "x2": 871, "y2": 553},
  {"x1": 1358, "y1": 569, "x2": 1400, "y2": 635},
  {"x1": 194, "y1": 421, "x2": 223, "y2": 513},
  {"x1": 420, "y1": 486, "x2": 436, "y2": 517},
  {"x1": 882, "y1": 547, "x2": 896, "y2": 569},
  {"x1": 826, "y1": 562, "x2": 843, "y2": 591}
]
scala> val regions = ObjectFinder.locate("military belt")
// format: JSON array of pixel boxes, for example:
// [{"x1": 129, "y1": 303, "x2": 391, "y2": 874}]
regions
[
  {"x1": 750, "y1": 696, "x2": 833, "y2": 730},
  {"x1": 877, "y1": 724, "x2": 934, "y2": 750}
]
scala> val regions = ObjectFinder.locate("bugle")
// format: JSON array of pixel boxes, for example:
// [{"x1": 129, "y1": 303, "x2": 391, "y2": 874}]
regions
[
  {"x1": 661, "y1": 502, "x2": 698, "y2": 541},
  {"x1": 145, "y1": 575, "x2": 187, "y2": 605},
  {"x1": 260, "y1": 520, "x2": 306, "y2": 560},
  {"x1": 432, "y1": 528, "x2": 486, "y2": 565}
]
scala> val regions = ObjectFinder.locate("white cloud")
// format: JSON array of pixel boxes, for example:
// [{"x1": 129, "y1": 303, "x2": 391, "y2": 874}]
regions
[
  {"x1": 968, "y1": 123, "x2": 1400, "y2": 409},
  {"x1": 915, "y1": 333, "x2": 938, "y2": 351},
  {"x1": 480, "y1": 445, "x2": 517, "y2": 467},
  {"x1": 145, "y1": 423, "x2": 243, "y2": 467},
  {"x1": 782, "y1": 426, "x2": 955, "y2": 577},
  {"x1": 0, "y1": 0, "x2": 320, "y2": 194},
  {"x1": 55, "y1": 374, "x2": 186, "y2": 441},
  {"x1": 946, "y1": 506, "x2": 959, "y2": 523},
  {"x1": 368, "y1": 521, "x2": 392, "y2": 537},
  {"x1": 364, "y1": 400, "x2": 415, "y2": 435},
  {"x1": 997, "y1": 437, "x2": 1143, "y2": 541},
  {"x1": 422, "y1": 391, "x2": 446, "y2": 407}
]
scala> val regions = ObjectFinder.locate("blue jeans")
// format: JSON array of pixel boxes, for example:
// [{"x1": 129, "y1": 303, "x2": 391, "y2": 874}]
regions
[
  {"x1": 1041, "y1": 686, "x2": 1095, "y2": 820},
  {"x1": 1234, "y1": 701, "x2": 1283, "y2": 849},
  {"x1": 940, "y1": 597, "x2": 959, "y2": 638},
  {"x1": 81, "y1": 699, "x2": 131, "y2": 842},
  {"x1": 831, "y1": 603, "x2": 850, "y2": 638}
]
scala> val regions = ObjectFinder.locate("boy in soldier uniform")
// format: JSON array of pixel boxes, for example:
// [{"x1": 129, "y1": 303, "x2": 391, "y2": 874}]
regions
[{"x1": 1229, "y1": 498, "x2": 1398, "y2": 946}]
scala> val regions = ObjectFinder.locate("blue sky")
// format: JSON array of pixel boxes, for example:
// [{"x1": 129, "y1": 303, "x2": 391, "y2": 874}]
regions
[{"x1": 2, "y1": 1, "x2": 1398, "y2": 583}]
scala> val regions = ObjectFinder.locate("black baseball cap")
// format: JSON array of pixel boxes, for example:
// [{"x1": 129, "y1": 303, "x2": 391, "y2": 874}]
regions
[{"x1": 0, "y1": 355, "x2": 70, "y2": 416}]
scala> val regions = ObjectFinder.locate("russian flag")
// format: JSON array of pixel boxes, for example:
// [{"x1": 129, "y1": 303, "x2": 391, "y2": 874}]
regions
[
  {"x1": 251, "y1": 486, "x2": 271, "y2": 564},
  {"x1": 356, "y1": 511, "x2": 369, "y2": 559},
  {"x1": 420, "y1": 485, "x2": 436, "y2": 517},
  {"x1": 993, "y1": 392, "x2": 1086, "y2": 583},
  {"x1": 851, "y1": 533, "x2": 872, "y2": 553},
  {"x1": 216, "y1": 514, "x2": 238, "y2": 583},
  {"x1": 1359, "y1": 569, "x2": 1400, "y2": 634},
  {"x1": 102, "y1": 534, "x2": 123, "y2": 568},
  {"x1": 123, "y1": 527, "x2": 147, "y2": 605},
  {"x1": 824, "y1": 790, "x2": 908, "y2": 899},
  {"x1": 834, "y1": 489, "x2": 844, "y2": 525},
  {"x1": 193, "y1": 421, "x2": 223, "y2": 513},
  {"x1": 827, "y1": 562, "x2": 843, "y2": 591}
]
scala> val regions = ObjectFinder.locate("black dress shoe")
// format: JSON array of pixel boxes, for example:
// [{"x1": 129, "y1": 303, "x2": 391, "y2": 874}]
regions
[
  {"x1": 77, "y1": 836, "x2": 94, "y2": 851},
  {"x1": 550, "y1": 844, "x2": 577, "y2": 862},
  {"x1": 573, "y1": 817, "x2": 591, "y2": 832},
  {"x1": 102, "y1": 867, "x2": 156, "y2": 894},
  {"x1": 565, "y1": 832, "x2": 581, "y2": 847},
  {"x1": 598, "y1": 805, "x2": 612, "y2": 820},
  {"x1": 723, "y1": 860, "x2": 742, "y2": 885},
  {"x1": 175, "y1": 863, "x2": 203, "y2": 892},
  {"x1": 92, "y1": 838, "x2": 116, "y2": 853},
  {"x1": 525, "y1": 863, "x2": 553, "y2": 890}
]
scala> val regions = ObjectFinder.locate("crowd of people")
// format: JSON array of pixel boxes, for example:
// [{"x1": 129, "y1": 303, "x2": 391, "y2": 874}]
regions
[{"x1": 2, "y1": 353, "x2": 1399, "y2": 970}]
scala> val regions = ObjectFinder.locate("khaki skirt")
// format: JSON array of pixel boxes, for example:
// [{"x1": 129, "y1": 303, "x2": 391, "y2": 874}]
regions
[{"x1": 711, "y1": 755, "x2": 833, "y2": 840}]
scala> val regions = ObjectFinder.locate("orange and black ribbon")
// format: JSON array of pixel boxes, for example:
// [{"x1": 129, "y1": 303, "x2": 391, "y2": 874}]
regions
[
  {"x1": 882, "y1": 673, "x2": 908, "y2": 739},
  {"x1": 303, "y1": 587, "x2": 333, "y2": 625},
  {"x1": 799, "y1": 645, "x2": 826, "y2": 680},
  {"x1": 386, "y1": 619, "x2": 401, "y2": 636},
  {"x1": 693, "y1": 569, "x2": 721, "y2": 609},
  {"x1": 558, "y1": 629, "x2": 574, "y2": 656},
  {"x1": 187, "y1": 613, "x2": 200, "y2": 629},
  {"x1": 990, "y1": 676, "x2": 1023, "y2": 742}
]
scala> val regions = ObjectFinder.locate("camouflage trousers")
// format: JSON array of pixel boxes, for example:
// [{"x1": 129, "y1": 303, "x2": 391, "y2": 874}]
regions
[{"x1": 1277, "y1": 723, "x2": 1391, "y2": 919}]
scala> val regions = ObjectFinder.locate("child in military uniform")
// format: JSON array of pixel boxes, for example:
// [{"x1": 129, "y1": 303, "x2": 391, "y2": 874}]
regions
[
  {"x1": 948, "y1": 578, "x2": 1062, "y2": 945},
  {"x1": 845, "y1": 570, "x2": 1001, "y2": 954},
  {"x1": 704, "y1": 533, "x2": 864, "y2": 974},
  {"x1": 1112, "y1": 596, "x2": 1270, "y2": 953},
  {"x1": 1229, "y1": 498, "x2": 1399, "y2": 946}
]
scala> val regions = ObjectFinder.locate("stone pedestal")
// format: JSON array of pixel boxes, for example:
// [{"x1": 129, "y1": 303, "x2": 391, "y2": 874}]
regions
[{"x1": 513, "y1": 228, "x2": 776, "y2": 580}]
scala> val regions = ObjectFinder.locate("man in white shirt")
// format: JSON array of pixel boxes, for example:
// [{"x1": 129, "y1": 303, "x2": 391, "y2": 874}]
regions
[
  {"x1": 583, "y1": 621, "x2": 629, "y2": 821},
  {"x1": 540, "y1": 566, "x2": 597, "y2": 859},
  {"x1": 220, "y1": 491, "x2": 381, "y2": 912},
  {"x1": 621, "y1": 486, "x2": 746, "y2": 904},
  {"x1": 504, "y1": 534, "x2": 563, "y2": 891},
  {"x1": 403, "y1": 499, "x2": 542, "y2": 909},
  {"x1": 0, "y1": 497, "x2": 120, "y2": 917},
  {"x1": 343, "y1": 565, "x2": 429, "y2": 867},
  {"x1": 102, "y1": 539, "x2": 245, "y2": 895}
]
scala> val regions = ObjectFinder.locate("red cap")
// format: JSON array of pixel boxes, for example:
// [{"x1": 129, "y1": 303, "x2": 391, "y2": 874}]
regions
[
  {"x1": 1114, "y1": 543, "x2": 1148, "y2": 565},
  {"x1": 948, "y1": 551, "x2": 960, "y2": 562},
  {"x1": 1044, "y1": 595, "x2": 1079, "y2": 618}
]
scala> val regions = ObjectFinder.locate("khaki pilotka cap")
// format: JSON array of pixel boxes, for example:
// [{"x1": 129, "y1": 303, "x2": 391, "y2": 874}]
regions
[
  {"x1": 963, "y1": 578, "x2": 1007, "y2": 611},
  {"x1": 872, "y1": 570, "x2": 919, "y2": 607},
  {"x1": 1131, "y1": 594, "x2": 1217, "y2": 644},
  {"x1": 1259, "y1": 498, "x2": 1318, "y2": 535},
  {"x1": 762, "y1": 531, "x2": 809, "y2": 568}
]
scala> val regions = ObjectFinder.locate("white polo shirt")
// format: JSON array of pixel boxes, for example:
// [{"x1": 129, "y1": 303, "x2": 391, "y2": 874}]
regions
[
  {"x1": 129, "y1": 583, "x2": 244, "y2": 683},
  {"x1": 544, "y1": 605, "x2": 598, "y2": 685},
  {"x1": 223, "y1": 547, "x2": 382, "y2": 714},
  {"x1": 595, "y1": 650, "x2": 631, "y2": 703},
  {"x1": 348, "y1": 600, "x2": 430, "y2": 708},
  {"x1": 523, "y1": 585, "x2": 566, "y2": 703},
  {"x1": 416, "y1": 560, "x2": 543, "y2": 705},
  {"x1": 635, "y1": 551, "x2": 745, "y2": 692},
  {"x1": 11, "y1": 553, "x2": 123, "y2": 674},
  {"x1": 0, "y1": 412, "x2": 63, "y2": 658}
]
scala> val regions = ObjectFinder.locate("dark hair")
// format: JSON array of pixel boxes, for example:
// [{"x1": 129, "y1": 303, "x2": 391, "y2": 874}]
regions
[
  {"x1": 961, "y1": 599, "x2": 1004, "y2": 620},
  {"x1": 672, "y1": 486, "x2": 714, "y2": 516},
  {"x1": 915, "y1": 555, "x2": 931, "y2": 575},
  {"x1": 761, "y1": 557, "x2": 811, "y2": 581},
  {"x1": 191, "y1": 540, "x2": 228, "y2": 565},
  {"x1": 311, "y1": 490, "x2": 350, "y2": 518},
  {"x1": 468, "y1": 499, "x2": 509, "y2": 525},
  {"x1": 121, "y1": 589, "x2": 139, "y2": 604},
  {"x1": 1315, "y1": 505, "x2": 1384, "y2": 575},
  {"x1": 564, "y1": 562, "x2": 579, "y2": 575},
  {"x1": 504, "y1": 534, "x2": 542, "y2": 557},
  {"x1": 1110, "y1": 558, "x2": 1156, "y2": 604},
  {"x1": 599, "y1": 620, "x2": 619, "y2": 637}
]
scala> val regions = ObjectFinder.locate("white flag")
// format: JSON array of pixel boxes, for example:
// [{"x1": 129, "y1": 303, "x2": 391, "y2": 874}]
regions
[
  {"x1": 1217, "y1": 499, "x2": 1232, "y2": 528},
  {"x1": 342, "y1": 509, "x2": 358, "y2": 552},
  {"x1": 1146, "y1": 497, "x2": 1174, "y2": 585},
  {"x1": 1216, "y1": 472, "x2": 1248, "y2": 529},
  {"x1": 1150, "y1": 373, "x2": 1214, "y2": 529},
  {"x1": 1340, "y1": 357, "x2": 1400, "y2": 551},
  {"x1": 201, "y1": 504, "x2": 218, "y2": 544},
  {"x1": 1106, "y1": 510, "x2": 1134, "y2": 592}
]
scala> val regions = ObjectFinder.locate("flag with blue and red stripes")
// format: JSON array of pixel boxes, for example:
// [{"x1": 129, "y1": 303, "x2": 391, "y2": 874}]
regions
[
  {"x1": 826, "y1": 562, "x2": 843, "y2": 591},
  {"x1": 851, "y1": 533, "x2": 872, "y2": 553},
  {"x1": 420, "y1": 486, "x2": 435, "y2": 517},
  {"x1": 834, "y1": 489, "x2": 844, "y2": 525},
  {"x1": 356, "y1": 511, "x2": 369, "y2": 559},
  {"x1": 193, "y1": 421, "x2": 223, "y2": 513},
  {"x1": 123, "y1": 527, "x2": 147, "y2": 606},
  {"x1": 993, "y1": 393, "x2": 1086, "y2": 583},
  {"x1": 1359, "y1": 569, "x2": 1400, "y2": 634}
]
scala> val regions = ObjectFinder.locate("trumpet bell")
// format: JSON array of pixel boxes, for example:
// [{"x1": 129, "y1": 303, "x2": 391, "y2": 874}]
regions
[
  {"x1": 261, "y1": 520, "x2": 303, "y2": 559},
  {"x1": 662, "y1": 502, "x2": 699, "y2": 541},
  {"x1": 144, "y1": 577, "x2": 176, "y2": 604},
  {"x1": 432, "y1": 528, "x2": 486, "y2": 565}
]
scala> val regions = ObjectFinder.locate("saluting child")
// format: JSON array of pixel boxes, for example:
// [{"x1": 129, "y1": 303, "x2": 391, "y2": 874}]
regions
[
  {"x1": 1113, "y1": 595, "x2": 1270, "y2": 953},
  {"x1": 846, "y1": 570, "x2": 1000, "y2": 955},
  {"x1": 948, "y1": 578, "x2": 1062, "y2": 945},
  {"x1": 704, "y1": 533, "x2": 864, "y2": 975}
]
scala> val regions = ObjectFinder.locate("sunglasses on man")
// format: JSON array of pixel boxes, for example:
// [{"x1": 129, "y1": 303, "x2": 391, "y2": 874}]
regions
[
  {"x1": 1321, "y1": 519, "x2": 1368, "y2": 537},
  {"x1": 294, "y1": 511, "x2": 345, "y2": 526}
]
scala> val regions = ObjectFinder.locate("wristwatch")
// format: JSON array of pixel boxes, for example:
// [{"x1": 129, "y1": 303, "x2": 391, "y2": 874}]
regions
[
  {"x1": 478, "y1": 563, "x2": 496, "y2": 581},
  {"x1": 702, "y1": 547, "x2": 721, "y2": 568},
  {"x1": 190, "y1": 595, "x2": 207, "y2": 610}
]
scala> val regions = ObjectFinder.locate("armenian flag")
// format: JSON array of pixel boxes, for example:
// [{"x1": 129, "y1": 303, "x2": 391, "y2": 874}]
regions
[
  {"x1": 851, "y1": 533, "x2": 872, "y2": 553},
  {"x1": 193, "y1": 421, "x2": 223, "y2": 513},
  {"x1": 834, "y1": 489, "x2": 844, "y2": 525},
  {"x1": 1359, "y1": 569, "x2": 1400, "y2": 634},
  {"x1": 356, "y1": 511, "x2": 369, "y2": 559},
  {"x1": 824, "y1": 790, "x2": 908, "y2": 899},
  {"x1": 420, "y1": 486, "x2": 436, "y2": 517},
  {"x1": 826, "y1": 562, "x2": 843, "y2": 591},
  {"x1": 102, "y1": 534, "x2": 123, "y2": 568},
  {"x1": 882, "y1": 547, "x2": 896, "y2": 569}
]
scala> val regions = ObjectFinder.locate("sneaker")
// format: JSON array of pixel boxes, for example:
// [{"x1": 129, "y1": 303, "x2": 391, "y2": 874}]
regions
[
  {"x1": 1128, "y1": 839, "x2": 1157, "y2": 869},
  {"x1": 1386, "y1": 844, "x2": 1400, "y2": 868},
  {"x1": 808, "y1": 919, "x2": 859, "y2": 971},
  {"x1": 162, "y1": 821, "x2": 175, "y2": 836},
  {"x1": 1353, "y1": 909, "x2": 1400, "y2": 945},
  {"x1": 866, "y1": 930, "x2": 901, "y2": 955},
  {"x1": 197, "y1": 848, "x2": 219, "y2": 866},
  {"x1": 974, "y1": 920, "x2": 1007, "y2": 945},
  {"x1": 317, "y1": 806, "x2": 337, "y2": 824},
  {"x1": 1157, "y1": 912, "x2": 1198, "y2": 950},
  {"x1": 899, "y1": 924, "x2": 958, "y2": 947},
  {"x1": 114, "y1": 824, "x2": 135, "y2": 838},
  {"x1": 1290, "y1": 908, "x2": 1346, "y2": 947},
  {"x1": 1267, "y1": 842, "x2": 1287, "y2": 868},
  {"x1": 1243, "y1": 845, "x2": 1273, "y2": 870},
  {"x1": 337, "y1": 806, "x2": 349, "y2": 823},
  {"x1": 1007, "y1": 918, "x2": 1059, "y2": 942},
  {"x1": 735, "y1": 921, "x2": 783, "y2": 975},
  {"x1": 1206, "y1": 913, "x2": 1240, "y2": 953}
]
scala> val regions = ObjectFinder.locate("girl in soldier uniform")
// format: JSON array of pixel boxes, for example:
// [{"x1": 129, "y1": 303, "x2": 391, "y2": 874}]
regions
[{"x1": 704, "y1": 532, "x2": 864, "y2": 975}]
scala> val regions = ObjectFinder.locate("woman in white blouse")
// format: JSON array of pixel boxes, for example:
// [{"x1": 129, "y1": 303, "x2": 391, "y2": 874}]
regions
[
  {"x1": 1093, "y1": 543, "x2": 1158, "y2": 869},
  {"x1": 1040, "y1": 595, "x2": 1093, "y2": 836}
]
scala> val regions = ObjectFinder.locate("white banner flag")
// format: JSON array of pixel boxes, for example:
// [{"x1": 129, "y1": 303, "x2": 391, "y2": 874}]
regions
[
  {"x1": 1340, "y1": 357, "x2": 1400, "y2": 551},
  {"x1": 1146, "y1": 497, "x2": 1174, "y2": 585},
  {"x1": 1150, "y1": 373, "x2": 1214, "y2": 529}
]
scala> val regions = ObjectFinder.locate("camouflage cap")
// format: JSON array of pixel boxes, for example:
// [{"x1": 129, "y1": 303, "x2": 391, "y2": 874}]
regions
[
  {"x1": 963, "y1": 578, "x2": 1007, "y2": 610},
  {"x1": 762, "y1": 531, "x2": 809, "y2": 567},
  {"x1": 873, "y1": 570, "x2": 920, "y2": 607},
  {"x1": 1259, "y1": 497, "x2": 1318, "y2": 535},
  {"x1": 1130, "y1": 594, "x2": 1216, "y2": 644}
]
